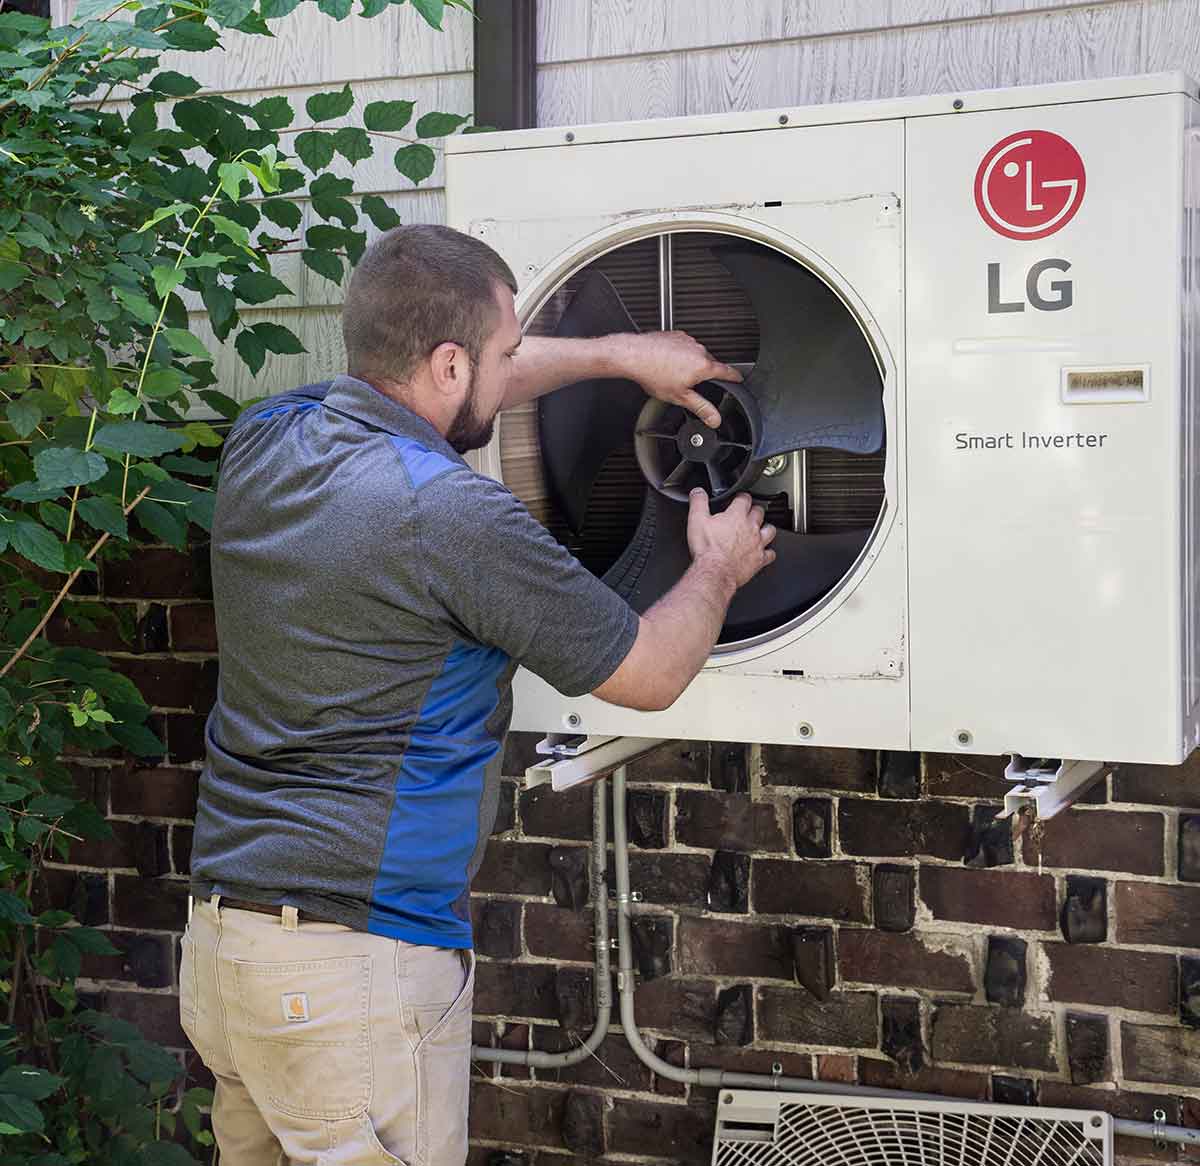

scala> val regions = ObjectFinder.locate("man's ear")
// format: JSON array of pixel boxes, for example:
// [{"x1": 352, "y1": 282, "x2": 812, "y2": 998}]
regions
[{"x1": 428, "y1": 341, "x2": 467, "y2": 397}]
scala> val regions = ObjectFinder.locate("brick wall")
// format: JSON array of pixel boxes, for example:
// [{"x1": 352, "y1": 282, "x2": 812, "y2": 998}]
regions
[{"x1": 44, "y1": 542, "x2": 1200, "y2": 1165}]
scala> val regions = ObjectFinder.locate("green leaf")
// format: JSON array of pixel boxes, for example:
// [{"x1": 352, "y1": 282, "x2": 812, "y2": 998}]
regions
[
  {"x1": 114, "y1": 287, "x2": 160, "y2": 326},
  {"x1": 415, "y1": 111, "x2": 469, "y2": 138},
  {"x1": 6, "y1": 397, "x2": 42, "y2": 438},
  {"x1": 252, "y1": 322, "x2": 305, "y2": 355},
  {"x1": 302, "y1": 249, "x2": 343, "y2": 284},
  {"x1": 0, "y1": 1093, "x2": 42, "y2": 1134},
  {"x1": 164, "y1": 328, "x2": 211, "y2": 360},
  {"x1": 360, "y1": 0, "x2": 388, "y2": 16},
  {"x1": 307, "y1": 84, "x2": 355, "y2": 123},
  {"x1": 295, "y1": 130, "x2": 335, "y2": 173},
  {"x1": 0, "y1": 889, "x2": 32, "y2": 924},
  {"x1": 138, "y1": 201, "x2": 196, "y2": 234},
  {"x1": 135, "y1": 499, "x2": 187, "y2": 549},
  {"x1": 260, "y1": 0, "x2": 302, "y2": 17},
  {"x1": 201, "y1": 283, "x2": 237, "y2": 338},
  {"x1": 410, "y1": 0, "x2": 444, "y2": 28},
  {"x1": 261, "y1": 199, "x2": 303, "y2": 231},
  {"x1": 210, "y1": 0, "x2": 255, "y2": 25},
  {"x1": 0, "y1": 261, "x2": 27, "y2": 292},
  {"x1": 109, "y1": 719, "x2": 165, "y2": 757},
  {"x1": 252, "y1": 95, "x2": 294, "y2": 129},
  {"x1": 76, "y1": 496, "x2": 128, "y2": 539},
  {"x1": 210, "y1": 215, "x2": 253, "y2": 250},
  {"x1": 151, "y1": 264, "x2": 185, "y2": 300},
  {"x1": 394, "y1": 143, "x2": 436, "y2": 184},
  {"x1": 363, "y1": 99, "x2": 414, "y2": 132},
  {"x1": 6, "y1": 481, "x2": 64, "y2": 503},
  {"x1": 140, "y1": 1141, "x2": 197, "y2": 1166},
  {"x1": 26, "y1": 793, "x2": 75, "y2": 817},
  {"x1": 62, "y1": 926, "x2": 118, "y2": 955},
  {"x1": 70, "y1": 0, "x2": 126, "y2": 22},
  {"x1": 93, "y1": 422, "x2": 186, "y2": 458},
  {"x1": 360, "y1": 195, "x2": 402, "y2": 231},
  {"x1": 199, "y1": 390, "x2": 243, "y2": 419},
  {"x1": 34, "y1": 447, "x2": 107, "y2": 489},
  {"x1": 234, "y1": 328, "x2": 267, "y2": 375},
  {"x1": 317, "y1": 0, "x2": 353, "y2": 17},
  {"x1": 188, "y1": 492, "x2": 217, "y2": 531},
  {"x1": 142, "y1": 368, "x2": 184, "y2": 400},
  {"x1": 182, "y1": 421, "x2": 223, "y2": 448},
  {"x1": 218, "y1": 161, "x2": 250, "y2": 201},
  {"x1": 332, "y1": 126, "x2": 371, "y2": 163},
  {"x1": 106, "y1": 388, "x2": 141, "y2": 415},
  {"x1": 149, "y1": 71, "x2": 203, "y2": 97},
  {"x1": 11, "y1": 522, "x2": 65, "y2": 572},
  {"x1": 39, "y1": 501, "x2": 70, "y2": 536},
  {"x1": 183, "y1": 252, "x2": 227, "y2": 269},
  {"x1": 232, "y1": 271, "x2": 293, "y2": 304}
]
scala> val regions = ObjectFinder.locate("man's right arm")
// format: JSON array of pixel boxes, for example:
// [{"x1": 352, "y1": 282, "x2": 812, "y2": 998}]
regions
[{"x1": 593, "y1": 489, "x2": 776, "y2": 712}]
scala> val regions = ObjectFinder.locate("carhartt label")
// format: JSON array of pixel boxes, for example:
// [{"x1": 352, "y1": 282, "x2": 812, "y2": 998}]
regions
[{"x1": 282, "y1": 992, "x2": 310, "y2": 1023}]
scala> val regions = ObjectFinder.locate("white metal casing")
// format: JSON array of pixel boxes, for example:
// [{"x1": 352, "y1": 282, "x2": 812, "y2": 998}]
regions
[{"x1": 446, "y1": 73, "x2": 1200, "y2": 765}]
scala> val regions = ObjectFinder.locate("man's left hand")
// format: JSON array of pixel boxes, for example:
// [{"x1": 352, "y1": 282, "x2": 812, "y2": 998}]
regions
[{"x1": 611, "y1": 331, "x2": 742, "y2": 429}]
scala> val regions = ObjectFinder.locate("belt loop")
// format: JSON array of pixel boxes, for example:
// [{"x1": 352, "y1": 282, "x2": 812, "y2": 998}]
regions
[{"x1": 281, "y1": 905, "x2": 299, "y2": 932}]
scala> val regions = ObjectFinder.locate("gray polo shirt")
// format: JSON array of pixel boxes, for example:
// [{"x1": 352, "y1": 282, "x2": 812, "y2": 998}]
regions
[{"x1": 190, "y1": 375, "x2": 639, "y2": 948}]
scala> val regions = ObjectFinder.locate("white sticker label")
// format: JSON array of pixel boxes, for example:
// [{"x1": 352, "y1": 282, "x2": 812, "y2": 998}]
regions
[{"x1": 281, "y1": 992, "x2": 310, "y2": 1023}]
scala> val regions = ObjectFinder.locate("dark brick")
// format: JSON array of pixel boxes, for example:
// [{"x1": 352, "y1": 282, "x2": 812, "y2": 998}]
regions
[
  {"x1": 840, "y1": 801, "x2": 970, "y2": 861},
  {"x1": 676, "y1": 790, "x2": 786, "y2": 853},
  {"x1": 554, "y1": 967, "x2": 594, "y2": 1033},
  {"x1": 68, "y1": 819, "x2": 140, "y2": 870},
  {"x1": 635, "y1": 979, "x2": 716, "y2": 1042},
  {"x1": 992, "y1": 1075, "x2": 1037, "y2": 1106},
  {"x1": 1182, "y1": 957, "x2": 1200, "y2": 1028},
  {"x1": 712, "y1": 743, "x2": 750, "y2": 792},
  {"x1": 873, "y1": 865, "x2": 914, "y2": 932},
  {"x1": 1044, "y1": 944, "x2": 1176, "y2": 1014},
  {"x1": 1113, "y1": 757, "x2": 1200, "y2": 808},
  {"x1": 753, "y1": 859, "x2": 868, "y2": 922},
  {"x1": 534, "y1": 1027, "x2": 652, "y2": 1092},
  {"x1": 1023, "y1": 808, "x2": 1164, "y2": 876},
  {"x1": 1066, "y1": 1013, "x2": 1109, "y2": 1085},
  {"x1": 561, "y1": 1091, "x2": 604, "y2": 1157},
  {"x1": 111, "y1": 659, "x2": 215, "y2": 714},
  {"x1": 102, "y1": 990, "x2": 187, "y2": 1047},
  {"x1": 103, "y1": 546, "x2": 211, "y2": 600},
  {"x1": 792, "y1": 927, "x2": 834, "y2": 1001},
  {"x1": 965, "y1": 806, "x2": 1013, "y2": 868},
  {"x1": 627, "y1": 740, "x2": 709, "y2": 784},
  {"x1": 931, "y1": 1006, "x2": 1057, "y2": 1072},
  {"x1": 164, "y1": 713, "x2": 206, "y2": 763},
  {"x1": 762, "y1": 746, "x2": 875, "y2": 792},
  {"x1": 793, "y1": 798, "x2": 832, "y2": 858},
  {"x1": 113, "y1": 876, "x2": 188, "y2": 930},
  {"x1": 627, "y1": 789, "x2": 667, "y2": 848},
  {"x1": 80, "y1": 930, "x2": 173, "y2": 988},
  {"x1": 678, "y1": 918, "x2": 793, "y2": 980},
  {"x1": 878, "y1": 751, "x2": 919, "y2": 799},
  {"x1": 1181, "y1": 815, "x2": 1200, "y2": 882},
  {"x1": 706, "y1": 851, "x2": 749, "y2": 913},
  {"x1": 469, "y1": 1081, "x2": 565, "y2": 1150},
  {"x1": 631, "y1": 915, "x2": 673, "y2": 981},
  {"x1": 859, "y1": 1059, "x2": 988, "y2": 1100},
  {"x1": 169, "y1": 603, "x2": 217, "y2": 652},
  {"x1": 523, "y1": 902, "x2": 592, "y2": 962},
  {"x1": 35, "y1": 870, "x2": 108, "y2": 925},
  {"x1": 132, "y1": 821, "x2": 170, "y2": 878},
  {"x1": 758, "y1": 987, "x2": 877, "y2": 1049},
  {"x1": 689, "y1": 1046, "x2": 812, "y2": 1081},
  {"x1": 923, "y1": 753, "x2": 1009, "y2": 799},
  {"x1": 519, "y1": 783, "x2": 591, "y2": 841},
  {"x1": 655, "y1": 1039, "x2": 687, "y2": 1096},
  {"x1": 1039, "y1": 1081, "x2": 1181, "y2": 1123},
  {"x1": 47, "y1": 606, "x2": 130, "y2": 653},
  {"x1": 815, "y1": 1054, "x2": 856, "y2": 1084},
  {"x1": 69, "y1": 765, "x2": 109, "y2": 814},
  {"x1": 715, "y1": 984, "x2": 753, "y2": 1046},
  {"x1": 838, "y1": 931, "x2": 975, "y2": 994},
  {"x1": 475, "y1": 841, "x2": 553, "y2": 897},
  {"x1": 110, "y1": 767, "x2": 198, "y2": 819},
  {"x1": 607, "y1": 1098, "x2": 714, "y2": 1166},
  {"x1": 629, "y1": 852, "x2": 710, "y2": 908},
  {"x1": 882, "y1": 996, "x2": 923, "y2": 1074},
  {"x1": 984, "y1": 937, "x2": 1026, "y2": 1007},
  {"x1": 1122, "y1": 1022, "x2": 1200, "y2": 1087},
  {"x1": 549, "y1": 846, "x2": 588, "y2": 909},
  {"x1": 473, "y1": 900, "x2": 521, "y2": 960},
  {"x1": 1116, "y1": 882, "x2": 1200, "y2": 948},
  {"x1": 920, "y1": 867, "x2": 1056, "y2": 931},
  {"x1": 473, "y1": 962, "x2": 558, "y2": 1020},
  {"x1": 137, "y1": 604, "x2": 169, "y2": 653},
  {"x1": 1060, "y1": 875, "x2": 1107, "y2": 944},
  {"x1": 171, "y1": 826, "x2": 192, "y2": 876}
]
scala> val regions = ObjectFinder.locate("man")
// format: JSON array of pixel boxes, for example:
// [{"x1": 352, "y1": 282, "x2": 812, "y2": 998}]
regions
[{"x1": 182, "y1": 224, "x2": 776, "y2": 1165}]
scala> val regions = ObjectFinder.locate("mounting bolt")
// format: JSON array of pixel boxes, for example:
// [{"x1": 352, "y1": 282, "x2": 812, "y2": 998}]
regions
[
  {"x1": 762, "y1": 454, "x2": 788, "y2": 477},
  {"x1": 956, "y1": 729, "x2": 973, "y2": 747},
  {"x1": 723, "y1": 1093, "x2": 734, "y2": 1105},
  {"x1": 778, "y1": 114, "x2": 789, "y2": 125},
  {"x1": 690, "y1": 433, "x2": 705, "y2": 448},
  {"x1": 952, "y1": 98, "x2": 964, "y2": 111},
  {"x1": 566, "y1": 712, "x2": 582, "y2": 729},
  {"x1": 798, "y1": 722, "x2": 814, "y2": 740},
  {"x1": 630, "y1": 890, "x2": 643, "y2": 903},
  {"x1": 565, "y1": 131, "x2": 575, "y2": 142}
]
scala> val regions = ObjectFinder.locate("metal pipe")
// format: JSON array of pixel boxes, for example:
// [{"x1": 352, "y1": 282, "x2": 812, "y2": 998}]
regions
[
  {"x1": 1115, "y1": 1119, "x2": 1200, "y2": 1148},
  {"x1": 471, "y1": 778, "x2": 611, "y2": 1068},
  {"x1": 659, "y1": 234, "x2": 674, "y2": 331}
]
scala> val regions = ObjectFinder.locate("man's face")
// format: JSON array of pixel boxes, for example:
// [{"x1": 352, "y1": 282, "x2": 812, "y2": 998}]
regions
[{"x1": 446, "y1": 285, "x2": 522, "y2": 454}]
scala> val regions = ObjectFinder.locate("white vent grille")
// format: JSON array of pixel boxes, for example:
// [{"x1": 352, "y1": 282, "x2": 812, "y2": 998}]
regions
[{"x1": 712, "y1": 1091, "x2": 1112, "y2": 1166}]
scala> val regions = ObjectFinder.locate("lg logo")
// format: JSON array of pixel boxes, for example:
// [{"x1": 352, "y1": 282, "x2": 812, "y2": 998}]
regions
[{"x1": 975, "y1": 129, "x2": 1085, "y2": 314}]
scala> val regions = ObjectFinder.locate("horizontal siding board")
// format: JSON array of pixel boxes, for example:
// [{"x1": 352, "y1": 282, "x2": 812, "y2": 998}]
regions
[
  {"x1": 186, "y1": 306, "x2": 320, "y2": 401},
  {"x1": 538, "y1": 54, "x2": 685, "y2": 125},
  {"x1": 994, "y1": 1, "x2": 1144, "y2": 85},
  {"x1": 1144, "y1": 0, "x2": 1200, "y2": 77},
  {"x1": 898, "y1": 18, "x2": 998, "y2": 94}
]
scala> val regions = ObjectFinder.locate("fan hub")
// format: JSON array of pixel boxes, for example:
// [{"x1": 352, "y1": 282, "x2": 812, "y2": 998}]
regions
[{"x1": 679, "y1": 421, "x2": 718, "y2": 462}]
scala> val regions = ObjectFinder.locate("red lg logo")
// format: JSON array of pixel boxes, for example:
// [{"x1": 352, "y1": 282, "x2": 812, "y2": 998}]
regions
[{"x1": 974, "y1": 130, "x2": 1086, "y2": 240}]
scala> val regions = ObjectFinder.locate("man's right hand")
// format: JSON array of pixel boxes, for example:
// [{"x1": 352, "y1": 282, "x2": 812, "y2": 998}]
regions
[{"x1": 686, "y1": 488, "x2": 777, "y2": 590}]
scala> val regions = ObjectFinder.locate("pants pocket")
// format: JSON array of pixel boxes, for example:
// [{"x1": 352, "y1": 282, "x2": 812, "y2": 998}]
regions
[
  {"x1": 415, "y1": 953, "x2": 474, "y2": 1166},
  {"x1": 319, "y1": 1114, "x2": 408, "y2": 1166},
  {"x1": 179, "y1": 932, "x2": 198, "y2": 1031},
  {"x1": 233, "y1": 956, "x2": 371, "y2": 1121}
]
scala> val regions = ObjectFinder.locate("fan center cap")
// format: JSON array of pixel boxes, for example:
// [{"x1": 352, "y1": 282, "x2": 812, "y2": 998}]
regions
[{"x1": 678, "y1": 421, "x2": 716, "y2": 462}]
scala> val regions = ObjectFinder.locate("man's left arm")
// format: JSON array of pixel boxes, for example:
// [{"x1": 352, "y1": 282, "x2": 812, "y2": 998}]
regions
[{"x1": 503, "y1": 332, "x2": 742, "y2": 429}]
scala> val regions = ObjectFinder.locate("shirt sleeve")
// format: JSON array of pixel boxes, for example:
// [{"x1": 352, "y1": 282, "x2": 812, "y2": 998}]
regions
[{"x1": 417, "y1": 470, "x2": 640, "y2": 697}]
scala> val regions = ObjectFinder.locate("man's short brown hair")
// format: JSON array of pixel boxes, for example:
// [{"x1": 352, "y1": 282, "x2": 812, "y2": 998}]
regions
[{"x1": 342, "y1": 224, "x2": 518, "y2": 385}]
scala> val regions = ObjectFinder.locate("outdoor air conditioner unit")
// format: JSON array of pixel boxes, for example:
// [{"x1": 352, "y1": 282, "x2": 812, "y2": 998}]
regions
[{"x1": 445, "y1": 73, "x2": 1200, "y2": 767}]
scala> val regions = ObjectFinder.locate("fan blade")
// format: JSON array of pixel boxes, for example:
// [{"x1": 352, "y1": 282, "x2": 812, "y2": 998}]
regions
[
  {"x1": 539, "y1": 273, "x2": 647, "y2": 533},
  {"x1": 714, "y1": 245, "x2": 885, "y2": 461},
  {"x1": 722, "y1": 527, "x2": 869, "y2": 641},
  {"x1": 602, "y1": 489, "x2": 691, "y2": 614}
]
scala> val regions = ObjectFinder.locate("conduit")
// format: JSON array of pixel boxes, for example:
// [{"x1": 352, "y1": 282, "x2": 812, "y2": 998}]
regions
[{"x1": 470, "y1": 766, "x2": 1200, "y2": 1149}]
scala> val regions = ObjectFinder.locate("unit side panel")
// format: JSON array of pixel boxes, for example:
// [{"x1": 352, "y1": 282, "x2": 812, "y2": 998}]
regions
[
  {"x1": 907, "y1": 94, "x2": 1187, "y2": 764},
  {"x1": 1184, "y1": 98, "x2": 1200, "y2": 751}
]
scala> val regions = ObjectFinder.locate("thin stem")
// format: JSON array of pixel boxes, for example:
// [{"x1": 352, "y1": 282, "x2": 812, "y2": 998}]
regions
[
  {"x1": 5, "y1": 862, "x2": 37, "y2": 1026},
  {"x1": 65, "y1": 405, "x2": 99, "y2": 542}
]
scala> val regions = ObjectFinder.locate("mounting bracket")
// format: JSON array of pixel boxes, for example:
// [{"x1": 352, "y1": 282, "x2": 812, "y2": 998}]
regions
[
  {"x1": 525, "y1": 734, "x2": 666, "y2": 791},
  {"x1": 999, "y1": 755, "x2": 1109, "y2": 821}
]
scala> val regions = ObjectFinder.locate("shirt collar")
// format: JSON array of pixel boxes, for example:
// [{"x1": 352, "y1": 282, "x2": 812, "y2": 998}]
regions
[{"x1": 323, "y1": 374, "x2": 465, "y2": 464}]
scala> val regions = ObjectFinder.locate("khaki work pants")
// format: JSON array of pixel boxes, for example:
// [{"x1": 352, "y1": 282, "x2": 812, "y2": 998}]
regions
[{"x1": 180, "y1": 897, "x2": 474, "y2": 1166}]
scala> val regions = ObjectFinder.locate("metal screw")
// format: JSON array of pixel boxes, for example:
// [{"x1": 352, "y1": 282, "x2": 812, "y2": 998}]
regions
[
  {"x1": 952, "y1": 98, "x2": 964, "y2": 111},
  {"x1": 630, "y1": 891, "x2": 643, "y2": 903},
  {"x1": 798, "y1": 722, "x2": 814, "y2": 739},
  {"x1": 565, "y1": 131, "x2": 575, "y2": 142},
  {"x1": 723, "y1": 1093, "x2": 734, "y2": 1105},
  {"x1": 956, "y1": 729, "x2": 972, "y2": 747},
  {"x1": 778, "y1": 114, "x2": 789, "y2": 125},
  {"x1": 690, "y1": 433, "x2": 705, "y2": 448},
  {"x1": 762, "y1": 454, "x2": 788, "y2": 477},
  {"x1": 566, "y1": 713, "x2": 582, "y2": 728}
]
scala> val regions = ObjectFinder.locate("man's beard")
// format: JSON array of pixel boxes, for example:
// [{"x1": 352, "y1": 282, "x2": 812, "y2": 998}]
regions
[{"x1": 446, "y1": 382, "x2": 496, "y2": 454}]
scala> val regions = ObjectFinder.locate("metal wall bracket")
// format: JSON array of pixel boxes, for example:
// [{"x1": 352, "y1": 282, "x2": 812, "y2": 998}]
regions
[
  {"x1": 1000, "y1": 755, "x2": 1108, "y2": 821},
  {"x1": 525, "y1": 735, "x2": 666, "y2": 792}
]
